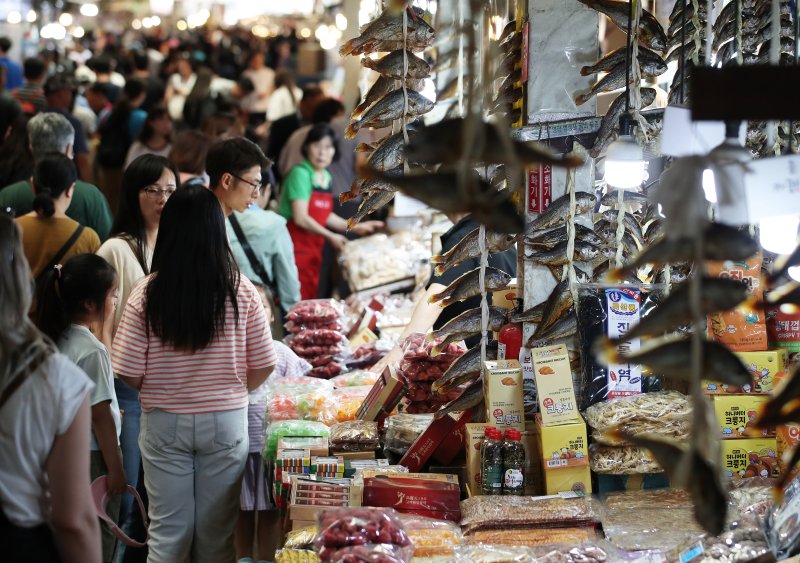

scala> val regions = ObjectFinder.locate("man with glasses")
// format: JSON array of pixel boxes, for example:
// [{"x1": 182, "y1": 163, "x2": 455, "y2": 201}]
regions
[
  {"x1": 0, "y1": 112, "x2": 112, "y2": 239},
  {"x1": 206, "y1": 137, "x2": 270, "y2": 218}
]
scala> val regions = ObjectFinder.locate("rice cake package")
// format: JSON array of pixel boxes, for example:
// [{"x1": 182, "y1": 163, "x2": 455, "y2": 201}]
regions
[{"x1": 707, "y1": 254, "x2": 767, "y2": 352}]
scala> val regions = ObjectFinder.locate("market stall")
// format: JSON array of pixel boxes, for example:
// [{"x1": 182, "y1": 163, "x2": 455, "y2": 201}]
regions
[{"x1": 257, "y1": 0, "x2": 800, "y2": 561}]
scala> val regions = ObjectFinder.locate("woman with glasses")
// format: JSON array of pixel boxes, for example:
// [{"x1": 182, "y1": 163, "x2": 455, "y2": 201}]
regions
[
  {"x1": 278, "y1": 123, "x2": 381, "y2": 300},
  {"x1": 111, "y1": 184, "x2": 276, "y2": 563},
  {"x1": 96, "y1": 154, "x2": 178, "y2": 544}
]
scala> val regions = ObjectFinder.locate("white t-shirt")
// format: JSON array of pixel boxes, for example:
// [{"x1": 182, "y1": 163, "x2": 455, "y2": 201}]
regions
[
  {"x1": 266, "y1": 85, "x2": 302, "y2": 122},
  {"x1": 243, "y1": 67, "x2": 275, "y2": 114},
  {"x1": 97, "y1": 237, "x2": 153, "y2": 333},
  {"x1": 57, "y1": 325, "x2": 121, "y2": 451},
  {"x1": 167, "y1": 72, "x2": 197, "y2": 121},
  {"x1": 124, "y1": 141, "x2": 173, "y2": 169},
  {"x1": 0, "y1": 352, "x2": 93, "y2": 526}
]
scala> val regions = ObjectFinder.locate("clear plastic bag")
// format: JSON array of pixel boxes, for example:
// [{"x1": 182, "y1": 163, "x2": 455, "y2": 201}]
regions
[
  {"x1": 330, "y1": 421, "x2": 380, "y2": 452},
  {"x1": 330, "y1": 544, "x2": 410, "y2": 563},
  {"x1": 577, "y1": 285, "x2": 665, "y2": 409},
  {"x1": 528, "y1": 540, "x2": 616, "y2": 563},
  {"x1": 314, "y1": 507, "x2": 413, "y2": 562},
  {"x1": 728, "y1": 477, "x2": 775, "y2": 520},
  {"x1": 285, "y1": 526, "x2": 318, "y2": 550},
  {"x1": 604, "y1": 488, "x2": 692, "y2": 511},
  {"x1": 588, "y1": 444, "x2": 663, "y2": 474},
  {"x1": 262, "y1": 420, "x2": 330, "y2": 460},
  {"x1": 268, "y1": 375, "x2": 336, "y2": 391},
  {"x1": 331, "y1": 370, "x2": 380, "y2": 388},
  {"x1": 465, "y1": 527, "x2": 598, "y2": 548},
  {"x1": 346, "y1": 342, "x2": 392, "y2": 371},
  {"x1": 674, "y1": 516, "x2": 770, "y2": 563},
  {"x1": 286, "y1": 319, "x2": 345, "y2": 334},
  {"x1": 454, "y1": 544, "x2": 535, "y2": 562},
  {"x1": 309, "y1": 362, "x2": 346, "y2": 380},
  {"x1": 331, "y1": 386, "x2": 373, "y2": 423},
  {"x1": 287, "y1": 299, "x2": 344, "y2": 324},
  {"x1": 383, "y1": 414, "x2": 433, "y2": 456},
  {"x1": 397, "y1": 514, "x2": 462, "y2": 558},
  {"x1": 275, "y1": 548, "x2": 319, "y2": 563},
  {"x1": 583, "y1": 390, "x2": 691, "y2": 441},
  {"x1": 265, "y1": 389, "x2": 337, "y2": 425},
  {"x1": 459, "y1": 496, "x2": 599, "y2": 535},
  {"x1": 292, "y1": 329, "x2": 349, "y2": 348},
  {"x1": 766, "y1": 471, "x2": 800, "y2": 559}
]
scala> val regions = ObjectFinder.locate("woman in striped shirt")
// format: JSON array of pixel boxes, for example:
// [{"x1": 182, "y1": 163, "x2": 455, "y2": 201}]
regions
[{"x1": 111, "y1": 184, "x2": 276, "y2": 563}]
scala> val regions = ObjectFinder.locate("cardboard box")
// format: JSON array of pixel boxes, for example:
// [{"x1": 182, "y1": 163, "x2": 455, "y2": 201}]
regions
[
  {"x1": 778, "y1": 423, "x2": 800, "y2": 482},
  {"x1": 278, "y1": 436, "x2": 329, "y2": 457},
  {"x1": 535, "y1": 415, "x2": 589, "y2": 469},
  {"x1": 485, "y1": 360, "x2": 525, "y2": 431},
  {"x1": 531, "y1": 345, "x2": 581, "y2": 426},
  {"x1": 491, "y1": 280, "x2": 518, "y2": 311},
  {"x1": 522, "y1": 421, "x2": 543, "y2": 496},
  {"x1": 399, "y1": 409, "x2": 473, "y2": 472},
  {"x1": 290, "y1": 519, "x2": 317, "y2": 531},
  {"x1": 542, "y1": 465, "x2": 592, "y2": 496},
  {"x1": 362, "y1": 477, "x2": 461, "y2": 522},
  {"x1": 713, "y1": 395, "x2": 774, "y2": 438},
  {"x1": 332, "y1": 451, "x2": 376, "y2": 461},
  {"x1": 289, "y1": 504, "x2": 330, "y2": 522},
  {"x1": 431, "y1": 408, "x2": 473, "y2": 464},
  {"x1": 704, "y1": 350, "x2": 788, "y2": 395},
  {"x1": 356, "y1": 365, "x2": 407, "y2": 423},
  {"x1": 721, "y1": 438, "x2": 780, "y2": 479},
  {"x1": 465, "y1": 423, "x2": 489, "y2": 495},
  {"x1": 358, "y1": 470, "x2": 459, "y2": 484}
]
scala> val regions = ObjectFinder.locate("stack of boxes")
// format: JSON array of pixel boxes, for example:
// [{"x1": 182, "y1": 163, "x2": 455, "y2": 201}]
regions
[{"x1": 705, "y1": 350, "x2": 787, "y2": 479}]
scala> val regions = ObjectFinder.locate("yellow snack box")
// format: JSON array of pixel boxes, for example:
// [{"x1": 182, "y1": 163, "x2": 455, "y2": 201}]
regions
[
  {"x1": 535, "y1": 415, "x2": 589, "y2": 469},
  {"x1": 465, "y1": 423, "x2": 489, "y2": 496},
  {"x1": 712, "y1": 395, "x2": 774, "y2": 438},
  {"x1": 542, "y1": 465, "x2": 592, "y2": 496},
  {"x1": 703, "y1": 350, "x2": 788, "y2": 395},
  {"x1": 531, "y1": 344, "x2": 581, "y2": 426},
  {"x1": 484, "y1": 360, "x2": 525, "y2": 431},
  {"x1": 777, "y1": 423, "x2": 800, "y2": 483},
  {"x1": 721, "y1": 438, "x2": 780, "y2": 479}
]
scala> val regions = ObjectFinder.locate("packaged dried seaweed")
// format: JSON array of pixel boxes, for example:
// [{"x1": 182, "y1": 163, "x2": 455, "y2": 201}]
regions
[
  {"x1": 589, "y1": 444, "x2": 663, "y2": 474},
  {"x1": 459, "y1": 496, "x2": 599, "y2": 534}
]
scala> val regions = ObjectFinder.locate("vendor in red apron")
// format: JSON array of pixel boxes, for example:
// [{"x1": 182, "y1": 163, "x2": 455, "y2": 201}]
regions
[{"x1": 278, "y1": 123, "x2": 382, "y2": 300}]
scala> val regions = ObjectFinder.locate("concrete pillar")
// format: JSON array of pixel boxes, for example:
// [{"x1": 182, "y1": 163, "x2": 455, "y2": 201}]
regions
[{"x1": 341, "y1": 0, "x2": 363, "y2": 114}]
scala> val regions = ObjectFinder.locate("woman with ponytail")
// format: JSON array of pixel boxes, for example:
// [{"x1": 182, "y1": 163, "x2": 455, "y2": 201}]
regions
[
  {"x1": 0, "y1": 213, "x2": 101, "y2": 563},
  {"x1": 16, "y1": 153, "x2": 100, "y2": 279}
]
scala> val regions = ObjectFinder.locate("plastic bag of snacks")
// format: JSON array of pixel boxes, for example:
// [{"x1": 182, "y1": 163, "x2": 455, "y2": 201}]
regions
[
  {"x1": 262, "y1": 420, "x2": 330, "y2": 460},
  {"x1": 396, "y1": 333, "x2": 464, "y2": 414},
  {"x1": 330, "y1": 421, "x2": 380, "y2": 452},
  {"x1": 398, "y1": 514, "x2": 463, "y2": 557},
  {"x1": 314, "y1": 507, "x2": 413, "y2": 562},
  {"x1": 346, "y1": 341, "x2": 392, "y2": 371},
  {"x1": 275, "y1": 549, "x2": 319, "y2": 563},
  {"x1": 331, "y1": 386, "x2": 373, "y2": 422},
  {"x1": 286, "y1": 319, "x2": 345, "y2": 334},
  {"x1": 287, "y1": 300, "x2": 344, "y2": 324},
  {"x1": 329, "y1": 544, "x2": 410, "y2": 563},
  {"x1": 383, "y1": 414, "x2": 433, "y2": 457},
  {"x1": 588, "y1": 444, "x2": 663, "y2": 474},
  {"x1": 310, "y1": 362, "x2": 347, "y2": 380},
  {"x1": 583, "y1": 391, "x2": 691, "y2": 440},
  {"x1": 269, "y1": 375, "x2": 336, "y2": 391},
  {"x1": 264, "y1": 379, "x2": 337, "y2": 425},
  {"x1": 290, "y1": 330, "x2": 349, "y2": 355},
  {"x1": 285, "y1": 527, "x2": 318, "y2": 550},
  {"x1": 330, "y1": 370, "x2": 380, "y2": 388},
  {"x1": 453, "y1": 544, "x2": 534, "y2": 562}
]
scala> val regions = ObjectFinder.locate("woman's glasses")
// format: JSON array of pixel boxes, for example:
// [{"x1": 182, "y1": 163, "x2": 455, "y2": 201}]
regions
[{"x1": 142, "y1": 186, "x2": 176, "y2": 201}]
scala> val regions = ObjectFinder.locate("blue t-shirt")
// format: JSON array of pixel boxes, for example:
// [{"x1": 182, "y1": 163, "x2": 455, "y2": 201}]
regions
[{"x1": 0, "y1": 57, "x2": 22, "y2": 90}]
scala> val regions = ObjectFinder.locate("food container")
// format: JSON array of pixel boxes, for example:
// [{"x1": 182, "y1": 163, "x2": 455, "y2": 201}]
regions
[
  {"x1": 713, "y1": 394, "x2": 774, "y2": 438},
  {"x1": 704, "y1": 349, "x2": 788, "y2": 394},
  {"x1": 721, "y1": 438, "x2": 780, "y2": 479},
  {"x1": 484, "y1": 359, "x2": 525, "y2": 431},
  {"x1": 531, "y1": 345, "x2": 582, "y2": 426}
]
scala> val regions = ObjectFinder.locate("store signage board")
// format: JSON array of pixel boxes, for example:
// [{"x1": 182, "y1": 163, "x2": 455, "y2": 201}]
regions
[
  {"x1": 662, "y1": 106, "x2": 746, "y2": 157},
  {"x1": 740, "y1": 154, "x2": 800, "y2": 222},
  {"x1": 527, "y1": 164, "x2": 552, "y2": 213},
  {"x1": 692, "y1": 67, "x2": 800, "y2": 120}
]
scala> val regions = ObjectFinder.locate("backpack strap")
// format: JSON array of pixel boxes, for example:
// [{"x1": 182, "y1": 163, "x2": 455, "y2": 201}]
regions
[{"x1": 35, "y1": 224, "x2": 84, "y2": 285}]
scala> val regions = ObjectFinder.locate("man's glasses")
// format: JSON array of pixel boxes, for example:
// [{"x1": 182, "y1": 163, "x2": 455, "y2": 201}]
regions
[
  {"x1": 142, "y1": 186, "x2": 176, "y2": 201},
  {"x1": 231, "y1": 174, "x2": 263, "y2": 195}
]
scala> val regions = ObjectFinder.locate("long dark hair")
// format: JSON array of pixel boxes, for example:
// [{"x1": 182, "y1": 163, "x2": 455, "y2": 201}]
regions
[
  {"x1": 111, "y1": 154, "x2": 178, "y2": 274},
  {"x1": 274, "y1": 69, "x2": 297, "y2": 106},
  {"x1": 145, "y1": 184, "x2": 240, "y2": 352},
  {"x1": 33, "y1": 254, "x2": 118, "y2": 342},
  {"x1": 104, "y1": 78, "x2": 146, "y2": 136},
  {"x1": 0, "y1": 114, "x2": 32, "y2": 188},
  {"x1": 31, "y1": 153, "x2": 77, "y2": 218},
  {"x1": 301, "y1": 123, "x2": 340, "y2": 163},
  {"x1": 137, "y1": 107, "x2": 172, "y2": 146}
]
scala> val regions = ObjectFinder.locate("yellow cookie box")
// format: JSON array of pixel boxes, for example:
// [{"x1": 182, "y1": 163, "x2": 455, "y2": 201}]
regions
[
  {"x1": 720, "y1": 438, "x2": 780, "y2": 479},
  {"x1": 712, "y1": 395, "x2": 774, "y2": 439},
  {"x1": 703, "y1": 350, "x2": 788, "y2": 395}
]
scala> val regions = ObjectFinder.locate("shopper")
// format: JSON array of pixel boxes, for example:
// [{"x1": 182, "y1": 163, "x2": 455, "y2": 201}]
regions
[
  {"x1": 86, "y1": 82, "x2": 113, "y2": 130},
  {"x1": 227, "y1": 168, "x2": 301, "y2": 326},
  {"x1": 165, "y1": 55, "x2": 196, "y2": 123},
  {"x1": 278, "y1": 123, "x2": 382, "y2": 299},
  {"x1": 242, "y1": 51, "x2": 274, "y2": 127},
  {"x1": 124, "y1": 107, "x2": 173, "y2": 168},
  {"x1": 0, "y1": 112, "x2": 113, "y2": 239},
  {"x1": 265, "y1": 85, "x2": 324, "y2": 172},
  {"x1": 97, "y1": 78, "x2": 148, "y2": 213},
  {"x1": 265, "y1": 69, "x2": 301, "y2": 123},
  {"x1": 16, "y1": 153, "x2": 101, "y2": 279},
  {"x1": 43, "y1": 74, "x2": 92, "y2": 181},
  {"x1": 111, "y1": 184, "x2": 277, "y2": 563},
  {"x1": 0, "y1": 213, "x2": 101, "y2": 563},
  {"x1": 34, "y1": 254, "x2": 124, "y2": 563},
  {"x1": 129, "y1": 50, "x2": 165, "y2": 112},
  {"x1": 169, "y1": 129, "x2": 212, "y2": 187},
  {"x1": 0, "y1": 37, "x2": 22, "y2": 90},
  {"x1": 12, "y1": 57, "x2": 47, "y2": 115},
  {"x1": 206, "y1": 136, "x2": 270, "y2": 217},
  {"x1": 0, "y1": 114, "x2": 31, "y2": 187}
]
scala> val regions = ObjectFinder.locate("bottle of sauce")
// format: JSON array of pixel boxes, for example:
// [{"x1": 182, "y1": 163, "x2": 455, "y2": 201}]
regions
[
  {"x1": 480, "y1": 427, "x2": 503, "y2": 495},
  {"x1": 498, "y1": 322, "x2": 522, "y2": 362},
  {"x1": 502, "y1": 429, "x2": 525, "y2": 495}
]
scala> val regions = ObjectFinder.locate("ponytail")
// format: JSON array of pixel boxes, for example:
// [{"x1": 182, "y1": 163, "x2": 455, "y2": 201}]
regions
[
  {"x1": 32, "y1": 255, "x2": 117, "y2": 342},
  {"x1": 32, "y1": 187, "x2": 55, "y2": 218}
]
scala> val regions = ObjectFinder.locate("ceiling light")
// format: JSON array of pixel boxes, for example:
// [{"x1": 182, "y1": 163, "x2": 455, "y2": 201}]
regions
[
  {"x1": 26, "y1": 10, "x2": 37, "y2": 22},
  {"x1": 80, "y1": 4, "x2": 99, "y2": 17},
  {"x1": 335, "y1": 13, "x2": 347, "y2": 30},
  {"x1": 59, "y1": 13, "x2": 73, "y2": 26},
  {"x1": 760, "y1": 215, "x2": 799, "y2": 255},
  {"x1": 72, "y1": 25, "x2": 85, "y2": 38},
  {"x1": 7, "y1": 11, "x2": 21, "y2": 24}
]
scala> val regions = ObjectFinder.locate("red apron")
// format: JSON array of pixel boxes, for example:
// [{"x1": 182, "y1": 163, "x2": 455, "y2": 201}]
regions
[{"x1": 288, "y1": 186, "x2": 334, "y2": 300}]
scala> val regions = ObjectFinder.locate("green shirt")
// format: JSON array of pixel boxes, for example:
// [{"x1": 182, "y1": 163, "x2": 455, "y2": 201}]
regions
[
  {"x1": 278, "y1": 159, "x2": 332, "y2": 221},
  {"x1": 0, "y1": 179, "x2": 113, "y2": 240}
]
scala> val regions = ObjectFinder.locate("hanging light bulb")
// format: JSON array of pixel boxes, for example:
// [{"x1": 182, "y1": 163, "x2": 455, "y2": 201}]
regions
[
  {"x1": 706, "y1": 120, "x2": 750, "y2": 225},
  {"x1": 789, "y1": 266, "x2": 800, "y2": 282},
  {"x1": 759, "y1": 215, "x2": 799, "y2": 255},
  {"x1": 702, "y1": 168, "x2": 717, "y2": 202},
  {"x1": 604, "y1": 114, "x2": 646, "y2": 189}
]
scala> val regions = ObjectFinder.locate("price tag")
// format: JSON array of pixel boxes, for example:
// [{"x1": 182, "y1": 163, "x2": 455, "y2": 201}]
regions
[{"x1": 742, "y1": 154, "x2": 800, "y2": 222}]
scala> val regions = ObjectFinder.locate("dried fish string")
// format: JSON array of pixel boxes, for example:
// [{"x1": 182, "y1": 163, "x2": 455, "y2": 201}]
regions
[
  {"x1": 629, "y1": 0, "x2": 652, "y2": 141},
  {"x1": 479, "y1": 223, "x2": 489, "y2": 374},
  {"x1": 564, "y1": 164, "x2": 579, "y2": 310},
  {"x1": 614, "y1": 186, "x2": 626, "y2": 268},
  {"x1": 401, "y1": 8, "x2": 411, "y2": 176},
  {"x1": 767, "y1": 0, "x2": 781, "y2": 152},
  {"x1": 690, "y1": 0, "x2": 701, "y2": 65},
  {"x1": 736, "y1": 0, "x2": 744, "y2": 65},
  {"x1": 704, "y1": 0, "x2": 713, "y2": 62}
]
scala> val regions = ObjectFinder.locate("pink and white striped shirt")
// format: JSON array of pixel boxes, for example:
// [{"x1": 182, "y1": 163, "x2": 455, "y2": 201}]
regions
[{"x1": 111, "y1": 274, "x2": 276, "y2": 414}]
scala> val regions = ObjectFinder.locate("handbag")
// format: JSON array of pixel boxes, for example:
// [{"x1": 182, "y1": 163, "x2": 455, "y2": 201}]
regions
[{"x1": 228, "y1": 214, "x2": 285, "y2": 338}]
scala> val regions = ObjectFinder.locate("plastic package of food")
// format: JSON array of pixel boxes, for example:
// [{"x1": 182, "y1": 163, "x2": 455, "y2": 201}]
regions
[
  {"x1": 383, "y1": 414, "x2": 434, "y2": 456},
  {"x1": 286, "y1": 319, "x2": 345, "y2": 334},
  {"x1": 589, "y1": 444, "x2": 663, "y2": 474},
  {"x1": 269, "y1": 375, "x2": 336, "y2": 391},
  {"x1": 314, "y1": 507, "x2": 413, "y2": 562},
  {"x1": 396, "y1": 333, "x2": 463, "y2": 414},
  {"x1": 275, "y1": 549, "x2": 320, "y2": 563},
  {"x1": 583, "y1": 390, "x2": 691, "y2": 439},
  {"x1": 329, "y1": 544, "x2": 410, "y2": 563},
  {"x1": 331, "y1": 386, "x2": 373, "y2": 423},
  {"x1": 604, "y1": 488, "x2": 692, "y2": 511},
  {"x1": 262, "y1": 420, "x2": 330, "y2": 460},
  {"x1": 528, "y1": 541, "x2": 616, "y2": 563},
  {"x1": 454, "y1": 544, "x2": 535, "y2": 562},
  {"x1": 766, "y1": 471, "x2": 800, "y2": 559},
  {"x1": 286, "y1": 527, "x2": 318, "y2": 550},
  {"x1": 310, "y1": 362, "x2": 346, "y2": 380},
  {"x1": 346, "y1": 342, "x2": 391, "y2": 370},
  {"x1": 591, "y1": 420, "x2": 691, "y2": 446},
  {"x1": 330, "y1": 421, "x2": 380, "y2": 452},
  {"x1": 673, "y1": 517, "x2": 770, "y2": 563},
  {"x1": 331, "y1": 370, "x2": 380, "y2": 388},
  {"x1": 577, "y1": 285, "x2": 664, "y2": 409},
  {"x1": 728, "y1": 477, "x2": 774, "y2": 520},
  {"x1": 603, "y1": 495, "x2": 704, "y2": 552},
  {"x1": 292, "y1": 329, "x2": 349, "y2": 348},
  {"x1": 397, "y1": 514, "x2": 462, "y2": 557},
  {"x1": 459, "y1": 496, "x2": 599, "y2": 534},
  {"x1": 465, "y1": 527, "x2": 597, "y2": 547},
  {"x1": 288, "y1": 300, "x2": 344, "y2": 324},
  {"x1": 265, "y1": 388, "x2": 338, "y2": 425}
]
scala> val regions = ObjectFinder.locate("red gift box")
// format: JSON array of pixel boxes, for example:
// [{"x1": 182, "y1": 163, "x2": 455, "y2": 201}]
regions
[
  {"x1": 362, "y1": 476, "x2": 461, "y2": 522},
  {"x1": 399, "y1": 408, "x2": 474, "y2": 471}
]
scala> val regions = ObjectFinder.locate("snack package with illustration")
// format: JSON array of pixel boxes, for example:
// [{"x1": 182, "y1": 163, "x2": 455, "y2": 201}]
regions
[{"x1": 707, "y1": 254, "x2": 767, "y2": 352}]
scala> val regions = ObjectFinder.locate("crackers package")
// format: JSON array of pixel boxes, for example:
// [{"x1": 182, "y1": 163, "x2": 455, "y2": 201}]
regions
[{"x1": 707, "y1": 254, "x2": 767, "y2": 352}]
